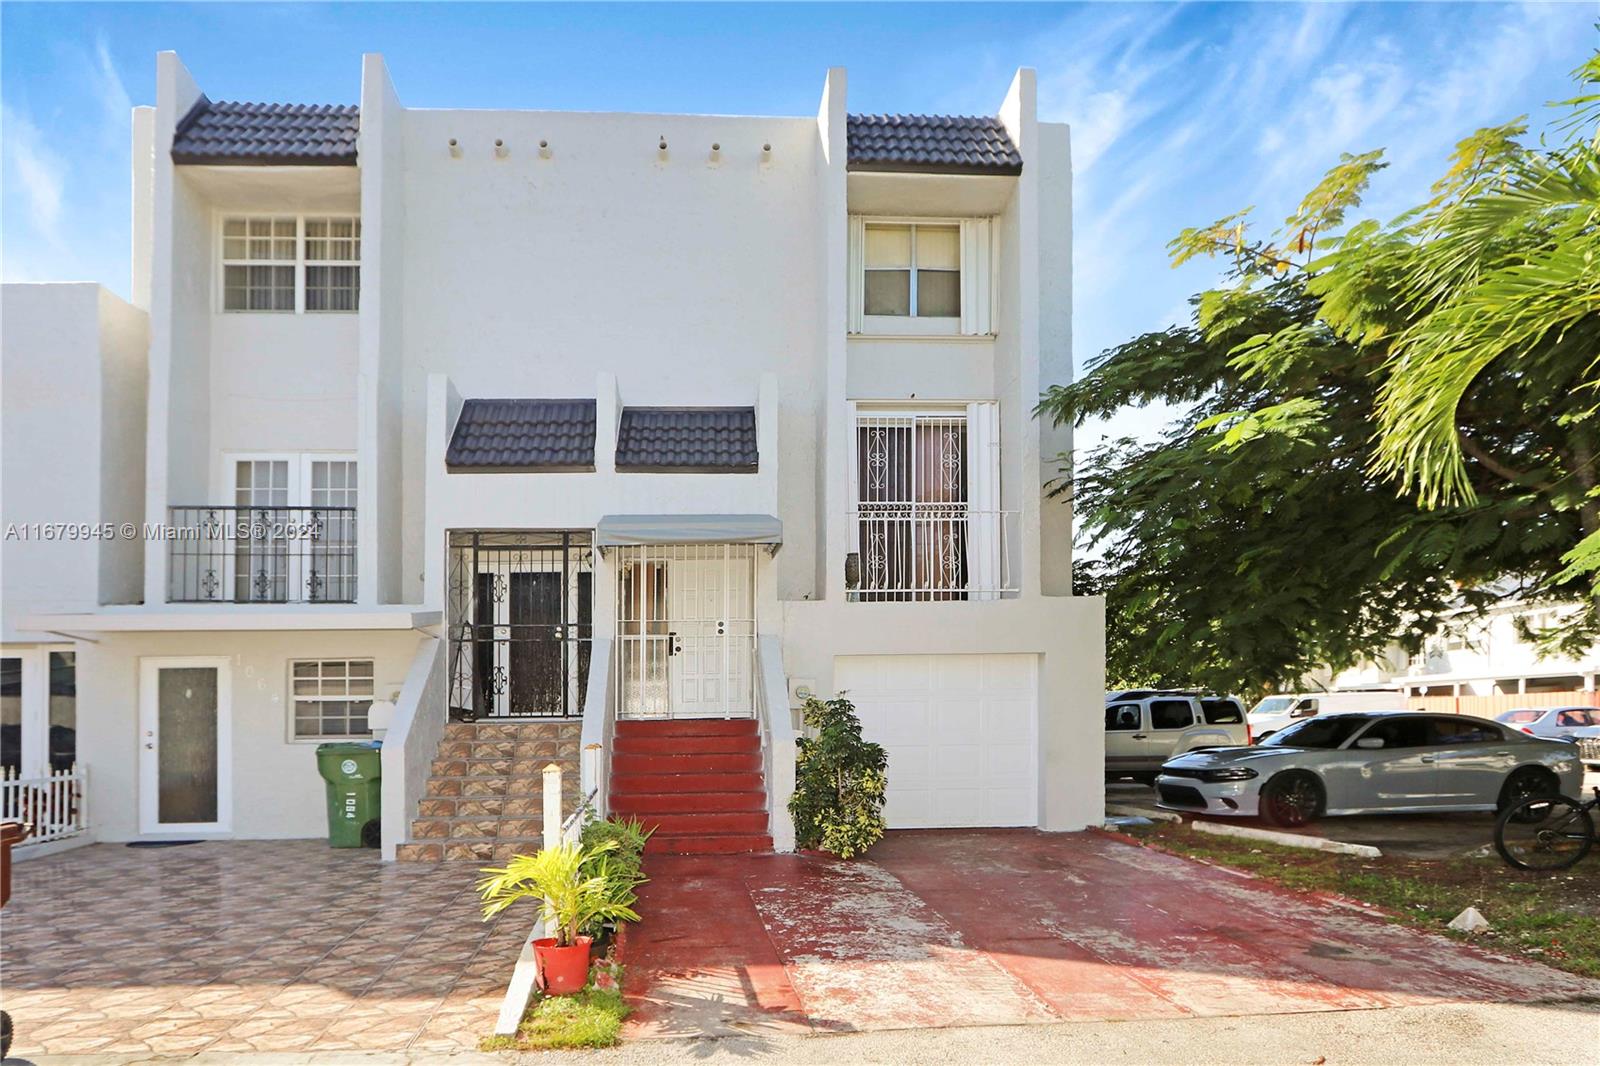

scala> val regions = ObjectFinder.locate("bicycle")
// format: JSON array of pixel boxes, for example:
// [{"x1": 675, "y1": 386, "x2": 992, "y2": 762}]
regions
[{"x1": 1494, "y1": 786, "x2": 1598, "y2": 871}]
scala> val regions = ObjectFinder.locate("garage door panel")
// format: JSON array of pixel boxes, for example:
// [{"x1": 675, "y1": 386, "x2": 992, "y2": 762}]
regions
[{"x1": 834, "y1": 654, "x2": 1038, "y2": 830}]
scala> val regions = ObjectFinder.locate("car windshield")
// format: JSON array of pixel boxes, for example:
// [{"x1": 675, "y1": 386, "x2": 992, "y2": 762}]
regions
[
  {"x1": 1250, "y1": 697, "x2": 1296, "y2": 717},
  {"x1": 1260, "y1": 716, "x2": 1370, "y2": 748},
  {"x1": 1497, "y1": 709, "x2": 1543, "y2": 724}
]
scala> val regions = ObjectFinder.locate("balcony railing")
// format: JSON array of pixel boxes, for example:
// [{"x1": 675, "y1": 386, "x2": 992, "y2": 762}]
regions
[
  {"x1": 167, "y1": 505, "x2": 357, "y2": 604},
  {"x1": 846, "y1": 508, "x2": 1018, "y2": 601}
]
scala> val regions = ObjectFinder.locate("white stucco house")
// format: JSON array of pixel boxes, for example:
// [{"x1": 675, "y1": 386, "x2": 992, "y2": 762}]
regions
[{"x1": 1, "y1": 51, "x2": 1104, "y2": 861}]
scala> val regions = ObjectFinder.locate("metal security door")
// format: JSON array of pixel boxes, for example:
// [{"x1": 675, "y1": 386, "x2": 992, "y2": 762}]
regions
[{"x1": 616, "y1": 544, "x2": 756, "y2": 719}]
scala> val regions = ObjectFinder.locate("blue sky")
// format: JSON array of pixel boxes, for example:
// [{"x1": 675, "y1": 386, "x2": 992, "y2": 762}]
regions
[{"x1": 3, "y1": 2, "x2": 1596, "y2": 448}]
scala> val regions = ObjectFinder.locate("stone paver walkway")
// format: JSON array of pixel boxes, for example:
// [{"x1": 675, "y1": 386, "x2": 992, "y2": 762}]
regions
[{"x1": 1, "y1": 841, "x2": 517, "y2": 1056}]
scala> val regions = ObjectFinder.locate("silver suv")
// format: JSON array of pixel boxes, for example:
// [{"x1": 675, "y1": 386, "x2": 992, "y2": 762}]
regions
[{"x1": 1105, "y1": 691, "x2": 1250, "y2": 783}]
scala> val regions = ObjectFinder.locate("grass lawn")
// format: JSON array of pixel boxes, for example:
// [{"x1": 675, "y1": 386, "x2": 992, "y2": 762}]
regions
[
  {"x1": 1118, "y1": 821, "x2": 1600, "y2": 979},
  {"x1": 480, "y1": 986, "x2": 630, "y2": 1051}
]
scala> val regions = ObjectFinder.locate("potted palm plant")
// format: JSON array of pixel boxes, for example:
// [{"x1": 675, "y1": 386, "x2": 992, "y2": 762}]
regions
[{"x1": 477, "y1": 841, "x2": 642, "y2": 995}]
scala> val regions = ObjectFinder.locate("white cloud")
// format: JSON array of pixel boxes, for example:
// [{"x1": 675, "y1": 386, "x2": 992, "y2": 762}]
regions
[
  {"x1": 1, "y1": 104, "x2": 66, "y2": 241},
  {"x1": 89, "y1": 35, "x2": 132, "y2": 143}
]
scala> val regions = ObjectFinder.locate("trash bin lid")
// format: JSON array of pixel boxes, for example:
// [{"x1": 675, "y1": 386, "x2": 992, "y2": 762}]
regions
[{"x1": 315, "y1": 741, "x2": 381, "y2": 754}]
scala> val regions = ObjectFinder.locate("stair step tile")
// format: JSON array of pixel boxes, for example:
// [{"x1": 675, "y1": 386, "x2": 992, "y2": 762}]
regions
[
  {"x1": 612, "y1": 752, "x2": 761, "y2": 775},
  {"x1": 610, "y1": 771, "x2": 764, "y2": 793},
  {"x1": 395, "y1": 843, "x2": 444, "y2": 862},
  {"x1": 613, "y1": 734, "x2": 760, "y2": 756},
  {"x1": 616, "y1": 718, "x2": 759, "y2": 738},
  {"x1": 410, "y1": 819, "x2": 450, "y2": 839},
  {"x1": 443, "y1": 842, "x2": 497, "y2": 861},
  {"x1": 630, "y1": 811, "x2": 768, "y2": 835},
  {"x1": 645, "y1": 833, "x2": 772, "y2": 855},
  {"x1": 608, "y1": 791, "x2": 765, "y2": 814}
]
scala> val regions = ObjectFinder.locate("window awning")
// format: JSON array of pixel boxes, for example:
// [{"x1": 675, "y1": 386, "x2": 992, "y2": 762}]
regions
[{"x1": 595, "y1": 514, "x2": 782, "y2": 551}]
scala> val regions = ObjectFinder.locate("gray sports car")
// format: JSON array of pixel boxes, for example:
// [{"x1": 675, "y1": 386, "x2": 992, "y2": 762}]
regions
[{"x1": 1155, "y1": 710, "x2": 1585, "y2": 827}]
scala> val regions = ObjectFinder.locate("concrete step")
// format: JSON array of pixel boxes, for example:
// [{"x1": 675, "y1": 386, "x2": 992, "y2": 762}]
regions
[
  {"x1": 615, "y1": 718, "x2": 759, "y2": 738},
  {"x1": 608, "y1": 791, "x2": 765, "y2": 814},
  {"x1": 628, "y1": 811, "x2": 768, "y2": 835},
  {"x1": 645, "y1": 832, "x2": 773, "y2": 855},
  {"x1": 610, "y1": 771, "x2": 764, "y2": 794},
  {"x1": 612, "y1": 752, "x2": 762, "y2": 775},
  {"x1": 613, "y1": 733, "x2": 761, "y2": 756}
]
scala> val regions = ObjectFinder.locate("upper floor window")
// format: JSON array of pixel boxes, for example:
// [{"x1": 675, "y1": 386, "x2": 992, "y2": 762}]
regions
[
  {"x1": 865, "y1": 223, "x2": 959, "y2": 318},
  {"x1": 221, "y1": 215, "x2": 361, "y2": 313},
  {"x1": 849, "y1": 216, "x2": 994, "y2": 336}
]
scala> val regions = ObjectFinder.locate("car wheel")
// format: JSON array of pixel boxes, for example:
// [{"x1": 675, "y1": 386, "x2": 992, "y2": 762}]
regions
[
  {"x1": 1498, "y1": 767, "x2": 1559, "y2": 819},
  {"x1": 1260, "y1": 771, "x2": 1324, "y2": 828},
  {"x1": 1256, "y1": 730, "x2": 1276, "y2": 742}
]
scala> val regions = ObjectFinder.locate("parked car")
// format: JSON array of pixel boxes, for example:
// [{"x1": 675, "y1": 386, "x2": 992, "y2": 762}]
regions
[
  {"x1": 1495, "y1": 706, "x2": 1600, "y2": 741},
  {"x1": 1246, "y1": 691, "x2": 1398, "y2": 741},
  {"x1": 1156, "y1": 711, "x2": 1584, "y2": 827},
  {"x1": 1105, "y1": 691, "x2": 1250, "y2": 783}
]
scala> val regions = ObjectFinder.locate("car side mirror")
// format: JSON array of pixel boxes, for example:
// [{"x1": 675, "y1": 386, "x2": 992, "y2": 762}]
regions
[{"x1": 1356, "y1": 737, "x2": 1385, "y2": 750}]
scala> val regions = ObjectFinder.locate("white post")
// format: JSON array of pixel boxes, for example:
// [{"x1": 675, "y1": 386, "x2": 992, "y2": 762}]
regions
[{"x1": 542, "y1": 762, "x2": 562, "y2": 850}]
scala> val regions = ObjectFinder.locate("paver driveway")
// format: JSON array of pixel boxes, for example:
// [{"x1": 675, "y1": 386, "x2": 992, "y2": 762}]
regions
[
  {"x1": 623, "y1": 829, "x2": 1599, "y2": 1037},
  {"x1": 1, "y1": 841, "x2": 518, "y2": 1056}
]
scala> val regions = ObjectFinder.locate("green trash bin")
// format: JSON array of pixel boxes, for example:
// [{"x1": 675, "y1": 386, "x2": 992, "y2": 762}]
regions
[{"x1": 315, "y1": 741, "x2": 382, "y2": 848}]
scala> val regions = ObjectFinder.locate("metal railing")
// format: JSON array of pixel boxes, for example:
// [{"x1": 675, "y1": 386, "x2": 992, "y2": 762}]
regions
[
  {"x1": 1, "y1": 764, "x2": 87, "y2": 845},
  {"x1": 167, "y1": 505, "x2": 357, "y2": 603},
  {"x1": 847, "y1": 508, "x2": 1018, "y2": 601}
]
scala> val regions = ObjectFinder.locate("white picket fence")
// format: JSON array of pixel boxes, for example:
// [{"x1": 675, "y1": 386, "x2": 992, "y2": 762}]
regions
[{"x1": 1, "y1": 765, "x2": 88, "y2": 845}]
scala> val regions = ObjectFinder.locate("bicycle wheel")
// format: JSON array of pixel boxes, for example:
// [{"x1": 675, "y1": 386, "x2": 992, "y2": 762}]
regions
[{"x1": 1494, "y1": 795, "x2": 1594, "y2": 871}]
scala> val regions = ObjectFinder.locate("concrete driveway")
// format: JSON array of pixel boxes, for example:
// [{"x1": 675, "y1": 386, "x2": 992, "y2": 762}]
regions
[
  {"x1": 623, "y1": 829, "x2": 1596, "y2": 1039},
  {"x1": 0, "y1": 841, "x2": 520, "y2": 1057}
]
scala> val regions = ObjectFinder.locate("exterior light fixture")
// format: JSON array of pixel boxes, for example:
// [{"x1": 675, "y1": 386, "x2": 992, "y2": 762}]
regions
[
  {"x1": 493, "y1": 138, "x2": 507, "y2": 158},
  {"x1": 538, "y1": 139, "x2": 552, "y2": 159},
  {"x1": 657, "y1": 136, "x2": 669, "y2": 162},
  {"x1": 760, "y1": 142, "x2": 773, "y2": 164},
  {"x1": 448, "y1": 137, "x2": 461, "y2": 158}
]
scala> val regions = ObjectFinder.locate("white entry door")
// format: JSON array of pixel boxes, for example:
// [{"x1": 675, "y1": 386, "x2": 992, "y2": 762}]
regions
[
  {"x1": 139, "y1": 658, "x2": 232, "y2": 833},
  {"x1": 836, "y1": 654, "x2": 1037, "y2": 828},
  {"x1": 616, "y1": 545, "x2": 756, "y2": 719}
]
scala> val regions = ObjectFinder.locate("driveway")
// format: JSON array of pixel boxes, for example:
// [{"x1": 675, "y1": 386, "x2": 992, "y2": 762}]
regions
[
  {"x1": 1, "y1": 841, "x2": 519, "y2": 1057},
  {"x1": 623, "y1": 829, "x2": 1597, "y2": 1039}
]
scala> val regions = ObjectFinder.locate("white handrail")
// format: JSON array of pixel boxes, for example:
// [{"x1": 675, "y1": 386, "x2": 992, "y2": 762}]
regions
[{"x1": 380, "y1": 635, "x2": 446, "y2": 862}]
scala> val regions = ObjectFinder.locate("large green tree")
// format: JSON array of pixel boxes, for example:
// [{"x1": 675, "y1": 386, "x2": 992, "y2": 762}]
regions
[{"x1": 1045, "y1": 53, "x2": 1600, "y2": 694}]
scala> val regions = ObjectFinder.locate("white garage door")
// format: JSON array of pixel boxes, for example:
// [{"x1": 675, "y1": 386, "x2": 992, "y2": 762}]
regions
[{"x1": 835, "y1": 654, "x2": 1038, "y2": 829}]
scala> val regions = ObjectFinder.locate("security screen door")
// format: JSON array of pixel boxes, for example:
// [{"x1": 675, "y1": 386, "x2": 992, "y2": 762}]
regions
[{"x1": 615, "y1": 544, "x2": 756, "y2": 719}]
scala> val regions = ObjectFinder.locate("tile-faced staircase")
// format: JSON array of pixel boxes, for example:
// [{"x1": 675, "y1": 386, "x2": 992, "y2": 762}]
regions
[
  {"x1": 394, "y1": 720, "x2": 582, "y2": 862},
  {"x1": 607, "y1": 718, "x2": 772, "y2": 854}
]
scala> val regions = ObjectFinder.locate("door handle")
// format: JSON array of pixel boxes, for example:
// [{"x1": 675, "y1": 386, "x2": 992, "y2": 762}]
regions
[
  {"x1": 666, "y1": 630, "x2": 677, "y2": 656},
  {"x1": 1420, "y1": 755, "x2": 1436, "y2": 763},
  {"x1": 1132, "y1": 734, "x2": 1148, "y2": 740}
]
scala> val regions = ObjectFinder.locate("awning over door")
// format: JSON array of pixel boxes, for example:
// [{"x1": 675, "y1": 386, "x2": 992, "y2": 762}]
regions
[{"x1": 595, "y1": 514, "x2": 782, "y2": 551}]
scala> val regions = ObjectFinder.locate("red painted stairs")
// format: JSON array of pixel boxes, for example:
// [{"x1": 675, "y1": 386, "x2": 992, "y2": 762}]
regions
[{"x1": 608, "y1": 718, "x2": 772, "y2": 854}]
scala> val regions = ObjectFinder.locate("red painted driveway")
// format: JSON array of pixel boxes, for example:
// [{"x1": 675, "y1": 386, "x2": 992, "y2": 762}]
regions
[{"x1": 622, "y1": 829, "x2": 1597, "y2": 1037}]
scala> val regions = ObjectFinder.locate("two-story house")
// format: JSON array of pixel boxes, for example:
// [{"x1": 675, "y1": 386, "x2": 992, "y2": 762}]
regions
[{"x1": 2, "y1": 51, "x2": 1105, "y2": 861}]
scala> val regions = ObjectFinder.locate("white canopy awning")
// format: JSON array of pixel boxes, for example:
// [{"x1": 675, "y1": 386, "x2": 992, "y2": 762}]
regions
[{"x1": 595, "y1": 513, "x2": 782, "y2": 551}]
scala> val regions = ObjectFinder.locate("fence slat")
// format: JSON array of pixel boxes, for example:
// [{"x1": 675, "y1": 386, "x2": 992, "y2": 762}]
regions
[{"x1": 1, "y1": 765, "x2": 87, "y2": 845}]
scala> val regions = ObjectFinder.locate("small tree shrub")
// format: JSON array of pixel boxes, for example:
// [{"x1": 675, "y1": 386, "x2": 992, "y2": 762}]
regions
[{"x1": 788, "y1": 694, "x2": 887, "y2": 858}]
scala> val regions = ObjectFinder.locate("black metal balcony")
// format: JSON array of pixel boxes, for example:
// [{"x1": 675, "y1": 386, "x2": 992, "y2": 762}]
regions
[{"x1": 167, "y1": 506, "x2": 357, "y2": 604}]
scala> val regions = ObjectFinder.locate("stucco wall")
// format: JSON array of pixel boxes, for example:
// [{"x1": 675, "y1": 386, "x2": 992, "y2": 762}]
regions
[
  {"x1": 1, "y1": 284, "x2": 148, "y2": 639},
  {"x1": 76, "y1": 629, "x2": 422, "y2": 840},
  {"x1": 395, "y1": 109, "x2": 825, "y2": 604}
]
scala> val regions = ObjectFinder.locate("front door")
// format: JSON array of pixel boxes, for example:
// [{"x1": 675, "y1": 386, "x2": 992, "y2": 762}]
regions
[
  {"x1": 617, "y1": 545, "x2": 756, "y2": 719},
  {"x1": 139, "y1": 658, "x2": 231, "y2": 833}
]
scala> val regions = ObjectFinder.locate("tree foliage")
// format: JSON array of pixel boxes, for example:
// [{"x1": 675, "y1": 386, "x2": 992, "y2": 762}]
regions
[
  {"x1": 789, "y1": 694, "x2": 887, "y2": 858},
  {"x1": 1044, "y1": 51, "x2": 1600, "y2": 694}
]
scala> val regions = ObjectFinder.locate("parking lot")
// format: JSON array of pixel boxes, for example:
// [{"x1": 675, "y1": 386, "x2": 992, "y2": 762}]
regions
[{"x1": 1106, "y1": 765, "x2": 1600, "y2": 860}]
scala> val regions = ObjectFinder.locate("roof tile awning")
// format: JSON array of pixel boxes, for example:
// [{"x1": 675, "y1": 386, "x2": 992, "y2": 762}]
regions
[
  {"x1": 846, "y1": 114, "x2": 1022, "y2": 175},
  {"x1": 446, "y1": 399, "x2": 597, "y2": 471},
  {"x1": 171, "y1": 97, "x2": 360, "y2": 166},
  {"x1": 616, "y1": 407, "x2": 758, "y2": 473},
  {"x1": 596, "y1": 514, "x2": 782, "y2": 551}
]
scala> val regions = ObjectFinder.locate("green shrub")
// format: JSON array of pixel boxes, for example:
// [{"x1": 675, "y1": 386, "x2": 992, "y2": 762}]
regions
[
  {"x1": 476, "y1": 841, "x2": 641, "y2": 944},
  {"x1": 788, "y1": 694, "x2": 888, "y2": 858},
  {"x1": 579, "y1": 815, "x2": 651, "y2": 883}
]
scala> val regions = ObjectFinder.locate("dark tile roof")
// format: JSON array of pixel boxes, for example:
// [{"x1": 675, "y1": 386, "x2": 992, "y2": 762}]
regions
[
  {"x1": 616, "y1": 407, "x2": 758, "y2": 473},
  {"x1": 846, "y1": 114, "x2": 1022, "y2": 175},
  {"x1": 446, "y1": 399, "x2": 597, "y2": 471},
  {"x1": 171, "y1": 97, "x2": 360, "y2": 166}
]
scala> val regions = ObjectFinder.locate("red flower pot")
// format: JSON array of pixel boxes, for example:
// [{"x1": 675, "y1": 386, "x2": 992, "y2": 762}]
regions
[{"x1": 533, "y1": 935, "x2": 593, "y2": 995}]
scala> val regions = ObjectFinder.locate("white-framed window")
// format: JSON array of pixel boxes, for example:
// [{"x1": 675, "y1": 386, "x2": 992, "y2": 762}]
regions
[
  {"x1": 849, "y1": 216, "x2": 995, "y2": 336},
  {"x1": 289, "y1": 659, "x2": 374, "y2": 739},
  {"x1": 864, "y1": 223, "x2": 960, "y2": 318},
  {"x1": 219, "y1": 215, "x2": 361, "y2": 313},
  {"x1": 222, "y1": 218, "x2": 297, "y2": 311}
]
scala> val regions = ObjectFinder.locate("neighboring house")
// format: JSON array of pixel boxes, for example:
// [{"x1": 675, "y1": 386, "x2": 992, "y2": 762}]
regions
[
  {"x1": 1328, "y1": 599, "x2": 1598, "y2": 712},
  {"x1": 3, "y1": 51, "x2": 1104, "y2": 860}
]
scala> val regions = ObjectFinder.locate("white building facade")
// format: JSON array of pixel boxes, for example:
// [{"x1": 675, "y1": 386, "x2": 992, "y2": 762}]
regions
[{"x1": 3, "y1": 52, "x2": 1104, "y2": 858}]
